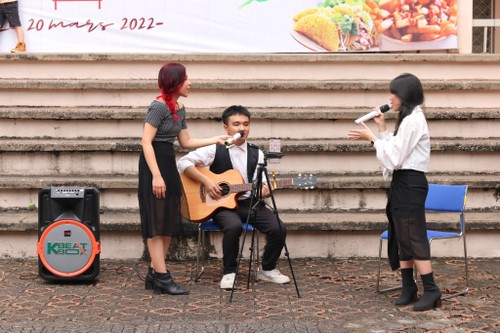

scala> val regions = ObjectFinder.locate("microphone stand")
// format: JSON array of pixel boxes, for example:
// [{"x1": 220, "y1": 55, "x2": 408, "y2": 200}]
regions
[{"x1": 229, "y1": 151, "x2": 301, "y2": 302}]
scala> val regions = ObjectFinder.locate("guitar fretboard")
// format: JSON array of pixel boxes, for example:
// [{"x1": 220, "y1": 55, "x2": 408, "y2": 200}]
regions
[{"x1": 229, "y1": 179, "x2": 293, "y2": 193}]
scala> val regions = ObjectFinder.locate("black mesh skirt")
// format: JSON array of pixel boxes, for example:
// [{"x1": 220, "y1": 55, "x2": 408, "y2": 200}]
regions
[
  {"x1": 138, "y1": 141, "x2": 184, "y2": 239},
  {"x1": 388, "y1": 169, "x2": 430, "y2": 261}
]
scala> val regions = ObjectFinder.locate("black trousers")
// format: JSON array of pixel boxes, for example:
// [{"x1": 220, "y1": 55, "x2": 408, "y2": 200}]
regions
[{"x1": 212, "y1": 199, "x2": 286, "y2": 274}]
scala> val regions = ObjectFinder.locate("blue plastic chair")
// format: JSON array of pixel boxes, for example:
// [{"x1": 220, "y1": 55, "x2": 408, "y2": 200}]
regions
[
  {"x1": 194, "y1": 219, "x2": 259, "y2": 283},
  {"x1": 376, "y1": 184, "x2": 469, "y2": 299}
]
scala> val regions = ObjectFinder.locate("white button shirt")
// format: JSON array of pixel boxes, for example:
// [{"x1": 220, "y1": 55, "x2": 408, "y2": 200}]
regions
[
  {"x1": 373, "y1": 105, "x2": 430, "y2": 180},
  {"x1": 177, "y1": 141, "x2": 265, "y2": 199}
]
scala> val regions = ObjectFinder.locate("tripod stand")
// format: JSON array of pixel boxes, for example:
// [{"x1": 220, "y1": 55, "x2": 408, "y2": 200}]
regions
[{"x1": 229, "y1": 152, "x2": 301, "y2": 302}]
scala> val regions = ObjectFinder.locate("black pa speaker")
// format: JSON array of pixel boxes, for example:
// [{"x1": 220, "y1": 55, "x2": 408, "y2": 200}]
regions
[{"x1": 37, "y1": 187, "x2": 101, "y2": 282}]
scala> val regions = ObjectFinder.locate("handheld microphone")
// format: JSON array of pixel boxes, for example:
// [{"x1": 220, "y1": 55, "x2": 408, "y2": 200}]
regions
[
  {"x1": 354, "y1": 104, "x2": 390, "y2": 125},
  {"x1": 224, "y1": 130, "x2": 245, "y2": 146}
]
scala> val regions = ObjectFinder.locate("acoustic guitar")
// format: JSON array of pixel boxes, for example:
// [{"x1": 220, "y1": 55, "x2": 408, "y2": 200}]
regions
[{"x1": 180, "y1": 167, "x2": 316, "y2": 222}]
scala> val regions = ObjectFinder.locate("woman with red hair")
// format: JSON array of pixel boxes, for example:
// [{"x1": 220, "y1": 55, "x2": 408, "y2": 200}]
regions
[{"x1": 138, "y1": 63, "x2": 228, "y2": 295}]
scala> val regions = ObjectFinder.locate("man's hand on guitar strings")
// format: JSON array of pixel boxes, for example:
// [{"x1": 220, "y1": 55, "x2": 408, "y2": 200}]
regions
[{"x1": 204, "y1": 178, "x2": 222, "y2": 200}]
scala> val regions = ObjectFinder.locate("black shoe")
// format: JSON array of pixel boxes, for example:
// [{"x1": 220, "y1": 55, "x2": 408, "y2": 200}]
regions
[
  {"x1": 395, "y1": 268, "x2": 418, "y2": 306},
  {"x1": 153, "y1": 272, "x2": 189, "y2": 295},
  {"x1": 145, "y1": 266, "x2": 154, "y2": 290},
  {"x1": 413, "y1": 272, "x2": 442, "y2": 311},
  {"x1": 395, "y1": 285, "x2": 418, "y2": 306}
]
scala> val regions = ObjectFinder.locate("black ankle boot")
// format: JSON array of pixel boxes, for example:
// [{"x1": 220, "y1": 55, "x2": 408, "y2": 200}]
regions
[
  {"x1": 145, "y1": 266, "x2": 154, "y2": 290},
  {"x1": 395, "y1": 268, "x2": 418, "y2": 306},
  {"x1": 413, "y1": 272, "x2": 442, "y2": 311},
  {"x1": 153, "y1": 271, "x2": 189, "y2": 295}
]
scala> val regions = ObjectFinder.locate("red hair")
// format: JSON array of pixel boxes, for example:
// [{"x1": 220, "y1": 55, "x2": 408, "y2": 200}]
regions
[{"x1": 157, "y1": 63, "x2": 187, "y2": 120}]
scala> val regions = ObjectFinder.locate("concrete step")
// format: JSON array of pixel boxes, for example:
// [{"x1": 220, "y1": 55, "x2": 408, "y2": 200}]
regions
[
  {"x1": 2, "y1": 79, "x2": 500, "y2": 108},
  {"x1": 3, "y1": 106, "x2": 499, "y2": 121},
  {"x1": 1, "y1": 209, "x2": 498, "y2": 259},
  {"x1": 0, "y1": 138, "x2": 497, "y2": 175},
  {"x1": 1, "y1": 106, "x2": 499, "y2": 139},
  {"x1": 0, "y1": 173, "x2": 497, "y2": 211},
  {"x1": 2, "y1": 53, "x2": 500, "y2": 80},
  {"x1": 2, "y1": 209, "x2": 498, "y2": 233}
]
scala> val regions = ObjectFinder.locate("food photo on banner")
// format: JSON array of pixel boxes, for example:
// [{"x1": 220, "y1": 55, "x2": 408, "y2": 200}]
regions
[
  {"x1": 0, "y1": 0, "x2": 458, "y2": 53},
  {"x1": 291, "y1": 0, "x2": 458, "y2": 51}
]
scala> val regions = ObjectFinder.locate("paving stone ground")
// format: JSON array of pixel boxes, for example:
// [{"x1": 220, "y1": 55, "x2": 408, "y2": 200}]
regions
[{"x1": 0, "y1": 257, "x2": 498, "y2": 333}]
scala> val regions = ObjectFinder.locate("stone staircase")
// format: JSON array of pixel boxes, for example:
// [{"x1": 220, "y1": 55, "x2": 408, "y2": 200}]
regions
[{"x1": 0, "y1": 53, "x2": 499, "y2": 259}]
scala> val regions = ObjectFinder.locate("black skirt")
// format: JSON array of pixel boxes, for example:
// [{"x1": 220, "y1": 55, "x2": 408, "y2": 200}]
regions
[
  {"x1": 138, "y1": 141, "x2": 184, "y2": 239},
  {"x1": 389, "y1": 169, "x2": 428, "y2": 219},
  {"x1": 387, "y1": 170, "x2": 430, "y2": 264}
]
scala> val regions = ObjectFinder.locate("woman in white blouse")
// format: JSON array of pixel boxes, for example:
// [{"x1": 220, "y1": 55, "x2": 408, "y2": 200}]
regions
[{"x1": 349, "y1": 73, "x2": 441, "y2": 311}]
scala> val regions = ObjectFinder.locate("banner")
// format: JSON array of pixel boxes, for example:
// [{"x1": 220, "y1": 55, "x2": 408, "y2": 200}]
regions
[{"x1": 0, "y1": 0, "x2": 458, "y2": 53}]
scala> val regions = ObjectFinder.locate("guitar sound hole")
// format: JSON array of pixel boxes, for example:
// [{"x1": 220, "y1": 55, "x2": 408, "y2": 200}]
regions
[{"x1": 219, "y1": 182, "x2": 230, "y2": 197}]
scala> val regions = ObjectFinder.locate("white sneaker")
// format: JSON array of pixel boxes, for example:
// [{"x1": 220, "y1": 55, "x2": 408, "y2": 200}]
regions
[
  {"x1": 219, "y1": 273, "x2": 236, "y2": 289},
  {"x1": 257, "y1": 269, "x2": 290, "y2": 284}
]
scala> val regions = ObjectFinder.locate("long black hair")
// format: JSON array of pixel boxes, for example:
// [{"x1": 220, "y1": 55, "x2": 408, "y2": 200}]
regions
[{"x1": 390, "y1": 73, "x2": 424, "y2": 135}]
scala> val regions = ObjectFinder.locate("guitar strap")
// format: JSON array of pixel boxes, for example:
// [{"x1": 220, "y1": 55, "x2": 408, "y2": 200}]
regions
[{"x1": 210, "y1": 143, "x2": 259, "y2": 183}]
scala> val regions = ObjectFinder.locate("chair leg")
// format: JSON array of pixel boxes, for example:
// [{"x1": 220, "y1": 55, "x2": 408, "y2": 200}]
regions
[
  {"x1": 246, "y1": 229, "x2": 254, "y2": 289},
  {"x1": 376, "y1": 238, "x2": 401, "y2": 293},
  {"x1": 376, "y1": 238, "x2": 382, "y2": 292},
  {"x1": 463, "y1": 234, "x2": 469, "y2": 289},
  {"x1": 441, "y1": 235, "x2": 469, "y2": 300}
]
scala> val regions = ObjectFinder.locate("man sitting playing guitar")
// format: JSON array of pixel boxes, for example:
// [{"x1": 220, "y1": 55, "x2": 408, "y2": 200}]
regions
[{"x1": 177, "y1": 105, "x2": 290, "y2": 289}]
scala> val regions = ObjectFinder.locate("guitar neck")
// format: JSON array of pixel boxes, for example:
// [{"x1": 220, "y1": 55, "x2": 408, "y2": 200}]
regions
[
  {"x1": 229, "y1": 179, "x2": 292, "y2": 193},
  {"x1": 229, "y1": 183, "x2": 252, "y2": 194}
]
